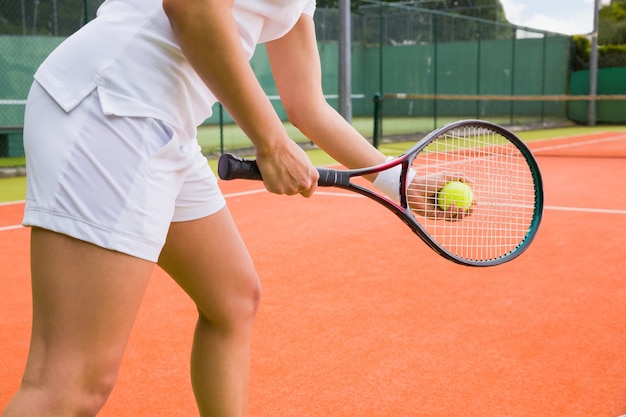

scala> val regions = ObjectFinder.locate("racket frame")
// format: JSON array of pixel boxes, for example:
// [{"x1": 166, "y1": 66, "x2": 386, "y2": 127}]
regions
[{"x1": 218, "y1": 119, "x2": 544, "y2": 267}]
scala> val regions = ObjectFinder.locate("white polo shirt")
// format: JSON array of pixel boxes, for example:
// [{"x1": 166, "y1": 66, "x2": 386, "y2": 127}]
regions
[{"x1": 34, "y1": 0, "x2": 316, "y2": 142}]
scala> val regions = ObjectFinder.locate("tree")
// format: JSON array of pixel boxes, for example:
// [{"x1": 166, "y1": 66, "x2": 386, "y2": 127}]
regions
[
  {"x1": 317, "y1": 0, "x2": 507, "y2": 23},
  {"x1": 571, "y1": 0, "x2": 626, "y2": 69},
  {"x1": 599, "y1": 0, "x2": 626, "y2": 45}
]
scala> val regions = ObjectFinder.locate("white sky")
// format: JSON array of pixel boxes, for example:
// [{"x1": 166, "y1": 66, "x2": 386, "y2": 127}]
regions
[{"x1": 499, "y1": 0, "x2": 611, "y2": 35}]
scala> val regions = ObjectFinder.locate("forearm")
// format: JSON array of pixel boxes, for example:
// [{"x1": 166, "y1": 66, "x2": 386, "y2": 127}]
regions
[
  {"x1": 293, "y1": 101, "x2": 386, "y2": 170},
  {"x1": 266, "y1": 16, "x2": 385, "y2": 173}
]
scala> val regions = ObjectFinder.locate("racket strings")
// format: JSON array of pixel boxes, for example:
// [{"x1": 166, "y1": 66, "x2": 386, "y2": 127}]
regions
[{"x1": 407, "y1": 126, "x2": 537, "y2": 262}]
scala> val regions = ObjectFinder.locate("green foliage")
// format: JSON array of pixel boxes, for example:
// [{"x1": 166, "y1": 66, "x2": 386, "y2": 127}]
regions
[
  {"x1": 0, "y1": 157, "x2": 25, "y2": 168},
  {"x1": 572, "y1": 34, "x2": 626, "y2": 70},
  {"x1": 572, "y1": 0, "x2": 626, "y2": 70},
  {"x1": 599, "y1": 43, "x2": 626, "y2": 67},
  {"x1": 317, "y1": 0, "x2": 506, "y2": 22},
  {"x1": 571, "y1": 35, "x2": 590, "y2": 71},
  {"x1": 599, "y1": 1, "x2": 626, "y2": 45},
  {"x1": 417, "y1": 0, "x2": 507, "y2": 23},
  {"x1": 317, "y1": 0, "x2": 513, "y2": 44},
  {"x1": 599, "y1": 0, "x2": 626, "y2": 21}
]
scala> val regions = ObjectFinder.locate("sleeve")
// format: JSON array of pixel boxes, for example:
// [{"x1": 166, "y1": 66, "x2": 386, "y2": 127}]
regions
[{"x1": 302, "y1": 0, "x2": 316, "y2": 17}]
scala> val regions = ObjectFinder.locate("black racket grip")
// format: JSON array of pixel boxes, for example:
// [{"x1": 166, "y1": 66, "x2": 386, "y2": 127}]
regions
[
  {"x1": 218, "y1": 154, "x2": 262, "y2": 181},
  {"x1": 218, "y1": 153, "x2": 343, "y2": 186}
]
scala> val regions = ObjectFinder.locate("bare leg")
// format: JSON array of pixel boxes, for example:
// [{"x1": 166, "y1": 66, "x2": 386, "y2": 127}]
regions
[
  {"x1": 158, "y1": 207, "x2": 260, "y2": 417},
  {"x1": 2, "y1": 228, "x2": 154, "y2": 417}
]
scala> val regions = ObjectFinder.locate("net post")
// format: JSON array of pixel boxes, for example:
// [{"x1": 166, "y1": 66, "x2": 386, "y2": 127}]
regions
[{"x1": 372, "y1": 93, "x2": 383, "y2": 149}]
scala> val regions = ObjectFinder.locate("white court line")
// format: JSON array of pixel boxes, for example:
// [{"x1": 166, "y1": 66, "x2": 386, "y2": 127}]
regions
[
  {"x1": 223, "y1": 189, "x2": 266, "y2": 198},
  {"x1": 0, "y1": 200, "x2": 25, "y2": 206},
  {"x1": 223, "y1": 189, "x2": 362, "y2": 199},
  {"x1": 545, "y1": 205, "x2": 626, "y2": 215},
  {"x1": 312, "y1": 191, "x2": 363, "y2": 198},
  {"x1": 1, "y1": 195, "x2": 625, "y2": 234},
  {"x1": 223, "y1": 192, "x2": 626, "y2": 215},
  {"x1": 531, "y1": 133, "x2": 626, "y2": 154},
  {"x1": 0, "y1": 224, "x2": 23, "y2": 232},
  {"x1": 531, "y1": 131, "x2": 626, "y2": 143},
  {"x1": 0, "y1": 201, "x2": 25, "y2": 231}
]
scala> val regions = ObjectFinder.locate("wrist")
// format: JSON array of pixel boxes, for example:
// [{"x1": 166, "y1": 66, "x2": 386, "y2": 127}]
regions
[{"x1": 372, "y1": 157, "x2": 417, "y2": 201}]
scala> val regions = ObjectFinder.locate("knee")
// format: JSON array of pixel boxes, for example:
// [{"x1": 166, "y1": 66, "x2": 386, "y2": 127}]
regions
[
  {"x1": 241, "y1": 278, "x2": 262, "y2": 321},
  {"x1": 16, "y1": 363, "x2": 119, "y2": 417},
  {"x1": 199, "y1": 274, "x2": 262, "y2": 335},
  {"x1": 77, "y1": 370, "x2": 118, "y2": 416}
]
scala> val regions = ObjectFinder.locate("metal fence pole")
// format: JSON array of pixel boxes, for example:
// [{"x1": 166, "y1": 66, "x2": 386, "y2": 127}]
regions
[
  {"x1": 20, "y1": 0, "x2": 26, "y2": 35},
  {"x1": 475, "y1": 22, "x2": 482, "y2": 119},
  {"x1": 509, "y1": 27, "x2": 517, "y2": 125},
  {"x1": 219, "y1": 104, "x2": 224, "y2": 155},
  {"x1": 433, "y1": 14, "x2": 438, "y2": 129},
  {"x1": 541, "y1": 34, "x2": 547, "y2": 124},
  {"x1": 338, "y1": 0, "x2": 352, "y2": 122},
  {"x1": 588, "y1": 0, "x2": 601, "y2": 126},
  {"x1": 372, "y1": 93, "x2": 382, "y2": 148},
  {"x1": 378, "y1": 2, "x2": 384, "y2": 98}
]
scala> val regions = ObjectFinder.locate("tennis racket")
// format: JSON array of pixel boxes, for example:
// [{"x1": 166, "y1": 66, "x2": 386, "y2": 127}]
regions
[{"x1": 218, "y1": 120, "x2": 543, "y2": 267}]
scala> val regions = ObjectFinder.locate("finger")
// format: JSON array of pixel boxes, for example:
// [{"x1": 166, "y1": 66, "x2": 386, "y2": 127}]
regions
[
  {"x1": 299, "y1": 169, "x2": 319, "y2": 198},
  {"x1": 300, "y1": 184, "x2": 317, "y2": 198},
  {"x1": 434, "y1": 201, "x2": 472, "y2": 222},
  {"x1": 442, "y1": 172, "x2": 474, "y2": 186}
]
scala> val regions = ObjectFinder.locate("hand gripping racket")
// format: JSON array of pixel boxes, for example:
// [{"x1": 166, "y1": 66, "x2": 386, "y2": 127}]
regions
[{"x1": 218, "y1": 120, "x2": 543, "y2": 267}]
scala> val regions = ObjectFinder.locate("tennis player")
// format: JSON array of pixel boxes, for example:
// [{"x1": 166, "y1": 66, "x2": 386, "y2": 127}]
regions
[
  {"x1": 0, "y1": 0, "x2": 394, "y2": 416},
  {"x1": 1, "y1": 0, "x2": 471, "y2": 415}
]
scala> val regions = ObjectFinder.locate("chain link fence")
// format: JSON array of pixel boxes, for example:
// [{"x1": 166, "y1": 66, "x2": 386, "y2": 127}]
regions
[
  {"x1": 1, "y1": 1, "x2": 573, "y2": 157},
  {"x1": 315, "y1": 2, "x2": 517, "y2": 44},
  {"x1": 0, "y1": 0, "x2": 103, "y2": 156},
  {"x1": 315, "y1": 2, "x2": 572, "y2": 137},
  {"x1": 0, "y1": 0, "x2": 102, "y2": 36}
]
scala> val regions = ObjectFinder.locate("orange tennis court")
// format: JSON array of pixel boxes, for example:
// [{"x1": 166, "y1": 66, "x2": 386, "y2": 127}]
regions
[{"x1": 1, "y1": 131, "x2": 626, "y2": 416}]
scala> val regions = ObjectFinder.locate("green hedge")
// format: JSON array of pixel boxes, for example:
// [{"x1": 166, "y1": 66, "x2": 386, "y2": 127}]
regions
[{"x1": 572, "y1": 35, "x2": 626, "y2": 70}]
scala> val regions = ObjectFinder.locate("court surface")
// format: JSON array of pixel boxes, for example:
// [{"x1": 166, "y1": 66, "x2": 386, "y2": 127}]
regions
[{"x1": 1, "y1": 131, "x2": 626, "y2": 416}]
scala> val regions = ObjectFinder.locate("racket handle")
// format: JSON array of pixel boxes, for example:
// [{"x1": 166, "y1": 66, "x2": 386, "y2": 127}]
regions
[
  {"x1": 218, "y1": 153, "x2": 345, "y2": 187},
  {"x1": 218, "y1": 154, "x2": 262, "y2": 181}
]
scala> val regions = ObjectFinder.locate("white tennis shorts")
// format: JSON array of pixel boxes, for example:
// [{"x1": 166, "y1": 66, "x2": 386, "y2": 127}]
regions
[{"x1": 22, "y1": 82, "x2": 226, "y2": 262}]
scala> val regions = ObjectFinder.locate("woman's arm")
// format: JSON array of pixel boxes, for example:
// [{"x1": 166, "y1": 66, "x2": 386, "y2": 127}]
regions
[
  {"x1": 266, "y1": 15, "x2": 387, "y2": 176},
  {"x1": 269, "y1": 15, "x2": 470, "y2": 220},
  {"x1": 162, "y1": 0, "x2": 318, "y2": 196}
]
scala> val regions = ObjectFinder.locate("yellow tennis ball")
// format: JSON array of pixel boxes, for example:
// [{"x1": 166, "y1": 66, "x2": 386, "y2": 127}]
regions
[{"x1": 437, "y1": 181, "x2": 474, "y2": 211}]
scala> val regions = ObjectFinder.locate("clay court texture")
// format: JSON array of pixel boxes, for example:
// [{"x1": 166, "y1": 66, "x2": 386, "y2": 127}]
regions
[{"x1": 2, "y1": 129, "x2": 626, "y2": 416}]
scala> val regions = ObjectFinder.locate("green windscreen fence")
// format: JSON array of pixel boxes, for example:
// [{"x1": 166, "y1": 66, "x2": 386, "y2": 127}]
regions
[
  {"x1": 0, "y1": 37, "x2": 64, "y2": 125},
  {"x1": 0, "y1": 1, "x2": 582, "y2": 157},
  {"x1": 0, "y1": 0, "x2": 102, "y2": 157},
  {"x1": 569, "y1": 67, "x2": 626, "y2": 124},
  {"x1": 345, "y1": 2, "x2": 572, "y2": 135},
  {"x1": 364, "y1": 35, "x2": 570, "y2": 121}
]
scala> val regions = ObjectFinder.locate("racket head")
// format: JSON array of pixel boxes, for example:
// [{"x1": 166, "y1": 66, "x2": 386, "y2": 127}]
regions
[{"x1": 397, "y1": 120, "x2": 543, "y2": 267}]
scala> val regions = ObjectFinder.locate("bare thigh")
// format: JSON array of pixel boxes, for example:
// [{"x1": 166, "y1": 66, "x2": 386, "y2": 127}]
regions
[
  {"x1": 22, "y1": 228, "x2": 155, "y2": 405},
  {"x1": 158, "y1": 206, "x2": 260, "y2": 330}
]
